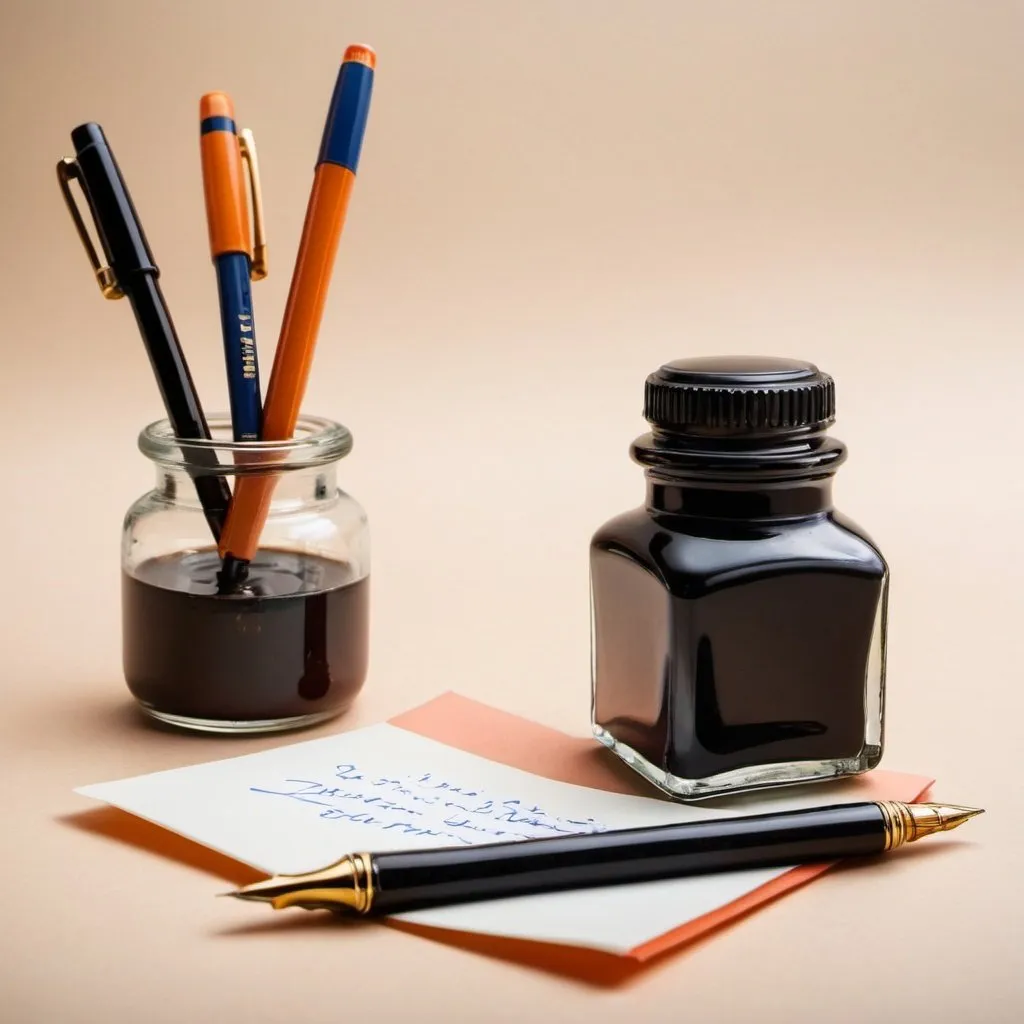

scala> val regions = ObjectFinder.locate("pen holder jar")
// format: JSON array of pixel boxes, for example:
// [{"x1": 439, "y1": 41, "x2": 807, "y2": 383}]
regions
[{"x1": 121, "y1": 415, "x2": 370, "y2": 734}]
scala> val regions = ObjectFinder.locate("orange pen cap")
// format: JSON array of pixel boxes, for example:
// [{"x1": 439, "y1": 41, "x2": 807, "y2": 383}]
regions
[{"x1": 199, "y1": 92, "x2": 267, "y2": 277}]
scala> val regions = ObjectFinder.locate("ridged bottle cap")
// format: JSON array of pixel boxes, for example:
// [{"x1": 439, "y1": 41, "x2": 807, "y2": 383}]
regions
[{"x1": 644, "y1": 356, "x2": 835, "y2": 435}]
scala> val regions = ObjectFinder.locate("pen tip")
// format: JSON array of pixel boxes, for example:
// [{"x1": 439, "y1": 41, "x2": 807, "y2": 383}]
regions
[
  {"x1": 217, "y1": 554, "x2": 250, "y2": 594},
  {"x1": 217, "y1": 889, "x2": 274, "y2": 903},
  {"x1": 343, "y1": 44, "x2": 376, "y2": 70},
  {"x1": 200, "y1": 92, "x2": 235, "y2": 121},
  {"x1": 927, "y1": 803, "x2": 985, "y2": 834}
]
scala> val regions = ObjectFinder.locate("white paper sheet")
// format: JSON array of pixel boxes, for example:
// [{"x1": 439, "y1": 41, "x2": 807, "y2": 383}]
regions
[{"x1": 76, "y1": 723, "x2": 878, "y2": 954}]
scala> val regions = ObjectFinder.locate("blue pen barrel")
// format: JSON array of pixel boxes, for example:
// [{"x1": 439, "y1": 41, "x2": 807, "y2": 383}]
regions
[
  {"x1": 199, "y1": 92, "x2": 265, "y2": 444},
  {"x1": 215, "y1": 252, "x2": 262, "y2": 441}
]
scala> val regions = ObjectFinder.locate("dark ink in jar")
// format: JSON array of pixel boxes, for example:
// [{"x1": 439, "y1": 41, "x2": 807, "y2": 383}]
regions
[
  {"x1": 121, "y1": 415, "x2": 370, "y2": 734},
  {"x1": 123, "y1": 550, "x2": 369, "y2": 729}
]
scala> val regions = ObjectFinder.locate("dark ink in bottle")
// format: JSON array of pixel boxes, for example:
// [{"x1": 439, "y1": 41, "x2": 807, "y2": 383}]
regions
[{"x1": 590, "y1": 357, "x2": 887, "y2": 799}]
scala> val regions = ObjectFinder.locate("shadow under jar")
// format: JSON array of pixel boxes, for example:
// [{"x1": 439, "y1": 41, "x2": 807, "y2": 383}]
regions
[
  {"x1": 590, "y1": 357, "x2": 888, "y2": 800},
  {"x1": 122, "y1": 415, "x2": 370, "y2": 734}
]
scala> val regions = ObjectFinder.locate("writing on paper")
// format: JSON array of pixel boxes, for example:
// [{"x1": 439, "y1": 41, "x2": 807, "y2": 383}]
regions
[{"x1": 250, "y1": 762, "x2": 610, "y2": 845}]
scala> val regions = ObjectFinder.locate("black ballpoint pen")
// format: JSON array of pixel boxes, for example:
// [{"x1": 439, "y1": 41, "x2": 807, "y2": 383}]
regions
[
  {"x1": 225, "y1": 800, "x2": 982, "y2": 916},
  {"x1": 57, "y1": 122, "x2": 232, "y2": 543}
]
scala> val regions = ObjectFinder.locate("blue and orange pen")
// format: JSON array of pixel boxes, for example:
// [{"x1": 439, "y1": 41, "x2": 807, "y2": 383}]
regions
[
  {"x1": 218, "y1": 45, "x2": 376, "y2": 576},
  {"x1": 199, "y1": 93, "x2": 267, "y2": 441}
]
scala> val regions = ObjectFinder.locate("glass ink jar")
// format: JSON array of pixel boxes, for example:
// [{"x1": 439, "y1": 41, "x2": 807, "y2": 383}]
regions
[
  {"x1": 121, "y1": 415, "x2": 370, "y2": 734},
  {"x1": 590, "y1": 357, "x2": 888, "y2": 800}
]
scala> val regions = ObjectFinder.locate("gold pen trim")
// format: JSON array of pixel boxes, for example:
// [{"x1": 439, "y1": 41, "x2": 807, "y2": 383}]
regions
[
  {"x1": 238, "y1": 129, "x2": 268, "y2": 280},
  {"x1": 231, "y1": 852, "x2": 375, "y2": 913},
  {"x1": 878, "y1": 800, "x2": 983, "y2": 851},
  {"x1": 56, "y1": 157, "x2": 123, "y2": 300}
]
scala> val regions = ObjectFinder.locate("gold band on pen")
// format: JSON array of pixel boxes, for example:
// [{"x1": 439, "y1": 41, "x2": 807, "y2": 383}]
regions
[
  {"x1": 56, "y1": 157, "x2": 123, "y2": 300},
  {"x1": 237, "y1": 852, "x2": 376, "y2": 913}
]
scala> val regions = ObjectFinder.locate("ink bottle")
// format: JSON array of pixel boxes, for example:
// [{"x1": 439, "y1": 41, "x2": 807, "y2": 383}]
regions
[
  {"x1": 590, "y1": 357, "x2": 887, "y2": 799},
  {"x1": 121, "y1": 415, "x2": 370, "y2": 734}
]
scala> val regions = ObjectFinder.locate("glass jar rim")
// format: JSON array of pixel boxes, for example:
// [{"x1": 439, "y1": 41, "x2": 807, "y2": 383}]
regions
[{"x1": 139, "y1": 414, "x2": 353, "y2": 471}]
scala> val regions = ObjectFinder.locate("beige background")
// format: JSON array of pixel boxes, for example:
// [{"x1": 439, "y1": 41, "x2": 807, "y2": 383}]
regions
[{"x1": 1, "y1": 1, "x2": 1022, "y2": 1020}]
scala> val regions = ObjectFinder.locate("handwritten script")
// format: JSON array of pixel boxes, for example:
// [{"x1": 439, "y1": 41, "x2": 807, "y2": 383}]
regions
[{"x1": 250, "y1": 763, "x2": 610, "y2": 845}]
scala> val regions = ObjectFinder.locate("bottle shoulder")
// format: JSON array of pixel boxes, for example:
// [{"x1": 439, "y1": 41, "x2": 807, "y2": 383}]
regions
[{"x1": 591, "y1": 506, "x2": 887, "y2": 584}]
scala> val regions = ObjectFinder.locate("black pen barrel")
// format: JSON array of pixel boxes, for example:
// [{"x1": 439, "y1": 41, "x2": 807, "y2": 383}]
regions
[
  {"x1": 70, "y1": 122, "x2": 157, "y2": 280},
  {"x1": 128, "y1": 275, "x2": 212, "y2": 439},
  {"x1": 70, "y1": 122, "x2": 232, "y2": 542},
  {"x1": 127, "y1": 276, "x2": 231, "y2": 539},
  {"x1": 369, "y1": 803, "x2": 887, "y2": 914}
]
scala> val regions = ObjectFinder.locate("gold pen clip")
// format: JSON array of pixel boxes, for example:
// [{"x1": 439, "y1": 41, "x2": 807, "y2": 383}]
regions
[
  {"x1": 56, "y1": 156, "x2": 123, "y2": 300},
  {"x1": 238, "y1": 128, "x2": 267, "y2": 280}
]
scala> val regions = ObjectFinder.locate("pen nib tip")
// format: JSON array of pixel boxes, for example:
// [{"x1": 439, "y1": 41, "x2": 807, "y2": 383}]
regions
[{"x1": 218, "y1": 889, "x2": 275, "y2": 903}]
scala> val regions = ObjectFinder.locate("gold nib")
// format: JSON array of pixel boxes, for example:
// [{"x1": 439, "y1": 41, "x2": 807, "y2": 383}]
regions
[
  {"x1": 221, "y1": 889, "x2": 275, "y2": 903},
  {"x1": 878, "y1": 801, "x2": 984, "y2": 850},
  {"x1": 223, "y1": 853, "x2": 376, "y2": 913}
]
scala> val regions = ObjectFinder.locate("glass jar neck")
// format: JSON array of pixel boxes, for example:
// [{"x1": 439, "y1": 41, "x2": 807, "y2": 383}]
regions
[
  {"x1": 646, "y1": 478, "x2": 833, "y2": 518},
  {"x1": 631, "y1": 427, "x2": 847, "y2": 521},
  {"x1": 156, "y1": 464, "x2": 338, "y2": 509}
]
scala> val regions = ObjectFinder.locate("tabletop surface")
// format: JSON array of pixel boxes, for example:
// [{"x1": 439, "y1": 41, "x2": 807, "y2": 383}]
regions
[{"x1": 2, "y1": 2, "x2": 1022, "y2": 1021}]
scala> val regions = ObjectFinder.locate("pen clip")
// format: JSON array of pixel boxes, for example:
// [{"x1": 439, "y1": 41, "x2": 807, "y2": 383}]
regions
[
  {"x1": 238, "y1": 129, "x2": 267, "y2": 280},
  {"x1": 56, "y1": 157, "x2": 123, "y2": 300}
]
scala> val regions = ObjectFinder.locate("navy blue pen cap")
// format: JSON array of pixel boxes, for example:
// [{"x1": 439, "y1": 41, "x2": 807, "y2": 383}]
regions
[{"x1": 316, "y1": 45, "x2": 375, "y2": 174}]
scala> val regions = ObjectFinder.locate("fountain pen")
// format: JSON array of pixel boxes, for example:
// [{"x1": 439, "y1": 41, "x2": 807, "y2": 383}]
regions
[{"x1": 225, "y1": 800, "x2": 982, "y2": 916}]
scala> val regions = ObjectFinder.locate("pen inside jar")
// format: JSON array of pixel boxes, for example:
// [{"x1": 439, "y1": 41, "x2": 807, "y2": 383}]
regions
[{"x1": 199, "y1": 91, "x2": 266, "y2": 444}]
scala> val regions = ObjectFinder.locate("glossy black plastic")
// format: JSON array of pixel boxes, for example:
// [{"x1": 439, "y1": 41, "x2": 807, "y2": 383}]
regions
[
  {"x1": 368, "y1": 802, "x2": 887, "y2": 914},
  {"x1": 71, "y1": 122, "x2": 158, "y2": 279},
  {"x1": 71, "y1": 122, "x2": 231, "y2": 540}
]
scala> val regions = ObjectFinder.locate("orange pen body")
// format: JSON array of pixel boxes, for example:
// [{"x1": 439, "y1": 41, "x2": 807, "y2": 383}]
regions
[
  {"x1": 218, "y1": 164, "x2": 355, "y2": 561},
  {"x1": 263, "y1": 164, "x2": 355, "y2": 440},
  {"x1": 218, "y1": 45, "x2": 375, "y2": 568}
]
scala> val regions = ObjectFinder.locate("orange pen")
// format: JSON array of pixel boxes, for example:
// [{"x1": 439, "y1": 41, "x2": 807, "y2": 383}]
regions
[{"x1": 218, "y1": 44, "x2": 376, "y2": 579}]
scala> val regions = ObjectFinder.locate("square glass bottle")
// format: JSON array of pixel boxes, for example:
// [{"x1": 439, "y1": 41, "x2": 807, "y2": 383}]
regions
[{"x1": 590, "y1": 357, "x2": 887, "y2": 800}]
